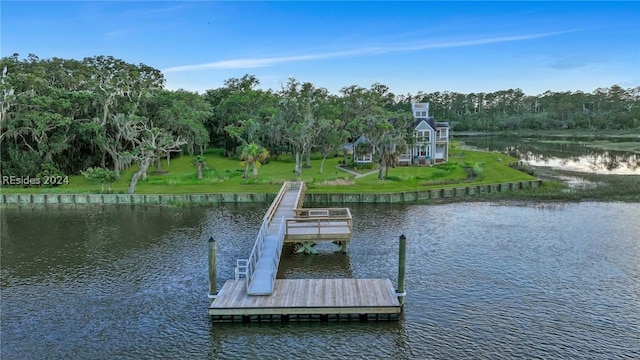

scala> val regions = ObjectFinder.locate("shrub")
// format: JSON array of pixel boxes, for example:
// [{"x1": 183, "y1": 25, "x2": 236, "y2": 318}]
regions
[
  {"x1": 81, "y1": 167, "x2": 119, "y2": 193},
  {"x1": 472, "y1": 162, "x2": 485, "y2": 179}
]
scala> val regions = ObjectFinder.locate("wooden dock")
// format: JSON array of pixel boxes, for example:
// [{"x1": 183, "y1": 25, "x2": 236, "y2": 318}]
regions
[
  {"x1": 209, "y1": 279, "x2": 401, "y2": 322},
  {"x1": 209, "y1": 181, "x2": 405, "y2": 323}
]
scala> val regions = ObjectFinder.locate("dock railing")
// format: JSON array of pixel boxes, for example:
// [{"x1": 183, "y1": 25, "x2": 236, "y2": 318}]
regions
[
  {"x1": 235, "y1": 221, "x2": 268, "y2": 283},
  {"x1": 292, "y1": 181, "x2": 306, "y2": 210},
  {"x1": 235, "y1": 181, "x2": 301, "y2": 294},
  {"x1": 236, "y1": 216, "x2": 287, "y2": 293},
  {"x1": 263, "y1": 183, "x2": 288, "y2": 222},
  {"x1": 247, "y1": 220, "x2": 269, "y2": 283},
  {"x1": 269, "y1": 217, "x2": 286, "y2": 290},
  {"x1": 287, "y1": 208, "x2": 353, "y2": 236},
  {"x1": 293, "y1": 207, "x2": 351, "y2": 219}
]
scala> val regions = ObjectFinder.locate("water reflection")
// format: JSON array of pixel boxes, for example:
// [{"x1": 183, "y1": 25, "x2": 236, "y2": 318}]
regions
[
  {"x1": 460, "y1": 135, "x2": 640, "y2": 174},
  {"x1": 519, "y1": 150, "x2": 638, "y2": 174},
  {"x1": 2, "y1": 203, "x2": 639, "y2": 359}
]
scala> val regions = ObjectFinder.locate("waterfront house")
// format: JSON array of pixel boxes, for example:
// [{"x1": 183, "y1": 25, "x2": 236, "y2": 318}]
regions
[
  {"x1": 397, "y1": 102, "x2": 449, "y2": 166},
  {"x1": 345, "y1": 102, "x2": 449, "y2": 166}
]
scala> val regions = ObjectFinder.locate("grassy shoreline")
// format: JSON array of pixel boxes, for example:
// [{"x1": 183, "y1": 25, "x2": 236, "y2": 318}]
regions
[
  {"x1": 1, "y1": 147, "x2": 534, "y2": 194},
  {"x1": 2, "y1": 147, "x2": 638, "y2": 203}
]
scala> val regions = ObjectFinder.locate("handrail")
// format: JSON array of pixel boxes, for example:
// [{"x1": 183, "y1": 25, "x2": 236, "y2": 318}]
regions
[
  {"x1": 242, "y1": 216, "x2": 286, "y2": 294},
  {"x1": 293, "y1": 181, "x2": 306, "y2": 210},
  {"x1": 294, "y1": 207, "x2": 351, "y2": 217},
  {"x1": 263, "y1": 183, "x2": 289, "y2": 223},
  {"x1": 236, "y1": 181, "x2": 300, "y2": 294},
  {"x1": 237, "y1": 183, "x2": 284, "y2": 292},
  {"x1": 268, "y1": 216, "x2": 286, "y2": 291},
  {"x1": 233, "y1": 181, "x2": 309, "y2": 295},
  {"x1": 242, "y1": 219, "x2": 269, "y2": 291}
]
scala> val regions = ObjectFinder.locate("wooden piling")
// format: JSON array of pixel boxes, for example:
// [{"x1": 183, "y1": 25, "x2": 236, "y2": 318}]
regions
[
  {"x1": 397, "y1": 234, "x2": 407, "y2": 305},
  {"x1": 208, "y1": 237, "x2": 217, "y2": 298}
]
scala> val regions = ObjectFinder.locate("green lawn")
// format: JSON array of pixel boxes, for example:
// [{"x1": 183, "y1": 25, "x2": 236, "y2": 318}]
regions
[{"x1": 1, "y1": 147, "x2": 536, "y2": 195}]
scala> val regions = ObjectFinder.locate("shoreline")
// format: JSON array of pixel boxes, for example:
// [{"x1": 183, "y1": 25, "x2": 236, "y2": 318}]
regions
[{"x1": 0, "y1": 180, "x2": 542, "y2": 206}]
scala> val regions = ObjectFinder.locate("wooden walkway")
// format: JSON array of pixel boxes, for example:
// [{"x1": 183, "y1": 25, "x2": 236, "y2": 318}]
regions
[{"x1": 211, "y1": 181, "x2": 402, "y2": 322}]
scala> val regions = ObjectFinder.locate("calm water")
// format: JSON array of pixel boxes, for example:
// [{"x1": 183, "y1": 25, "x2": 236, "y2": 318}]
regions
[
  {"x1": 459, "y1": 135, "x2": 639, "y2": 175},
  {"x1": 1, "y1": 202, "x2": 639, "y2": 359}
]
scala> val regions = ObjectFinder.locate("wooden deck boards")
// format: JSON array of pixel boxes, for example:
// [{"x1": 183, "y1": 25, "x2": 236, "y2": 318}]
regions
[{"x1": 210, "y1": 279, "x2": 401, "y2": 316}]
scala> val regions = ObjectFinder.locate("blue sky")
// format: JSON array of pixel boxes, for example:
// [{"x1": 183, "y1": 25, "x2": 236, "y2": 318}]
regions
[{"x1": 2, "y1": 1, "x2": 639, "y2": 96}]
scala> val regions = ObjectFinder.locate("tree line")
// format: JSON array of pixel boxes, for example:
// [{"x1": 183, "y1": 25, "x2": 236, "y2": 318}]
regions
[
  {"x1": 1, "y1": 54, "x2": 638, "y2": 190},
  {"x1": 410, "y1": 86, "x2": 640, "y2": 132}
]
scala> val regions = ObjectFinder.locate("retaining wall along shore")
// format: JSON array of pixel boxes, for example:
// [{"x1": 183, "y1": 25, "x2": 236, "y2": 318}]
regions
[{"x1": 1, "y1": 180, "x2": 542, "y2": 205}]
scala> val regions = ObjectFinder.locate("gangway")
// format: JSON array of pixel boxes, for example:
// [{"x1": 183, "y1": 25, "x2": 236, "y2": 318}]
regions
[
  {"x1": 235, "y1": 181, "x2": 304, "y2": 295},
  {"x1": 234, "y1": 181, "x2": 353, "y2": 295}
]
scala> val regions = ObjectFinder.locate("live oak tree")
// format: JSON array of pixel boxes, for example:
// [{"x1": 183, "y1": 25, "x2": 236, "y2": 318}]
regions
[
  {"x1": 0, "y1": 54, "x2": 87, "y2": 177},
  {"x1": 83, "y1": 55, "x2": 165, "y2": 175},
  {"x1": 359, "y1": 108, "x2": 410, "y2": 180},
  {"x1": 145, "y1": 89, "x2": 212, "y2": 157},
  {"x1": 314, "y1": 97, "x2": 349, "y2": 174},
  {"x1": 277, "y1": 78, "x2": 328, "y2": 176},
  {"x1": 123, "y1": 116, "x2": 187, "y2": 194},
  {"x1": 0, "y1": 54, "x2": 210, "y2": 187},
  {"x1": 204, "y1": 75, "x2": 277, "y2": 157}
]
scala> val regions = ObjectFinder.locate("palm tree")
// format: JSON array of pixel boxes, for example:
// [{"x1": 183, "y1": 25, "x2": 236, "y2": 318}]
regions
[
  {"x1": 192, "y1": 155, "x2": 208, "y2": 180},
  {"x1": 240, "y1": 142, "x2": 269, "y2": 179}
]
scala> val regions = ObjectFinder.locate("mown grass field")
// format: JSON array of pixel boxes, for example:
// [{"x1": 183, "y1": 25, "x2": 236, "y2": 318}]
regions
[{"x1": 1, "y1": 146, "x2": 536, "y2": 195}]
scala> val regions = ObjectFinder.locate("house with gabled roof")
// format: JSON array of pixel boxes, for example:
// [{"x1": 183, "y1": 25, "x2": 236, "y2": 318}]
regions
[
  {"x1": 397, "y1": 102, "x2": 449, "y2": 166},
  {"x1": 344, "y1": 102, "x2": 449, "y2": 166}
]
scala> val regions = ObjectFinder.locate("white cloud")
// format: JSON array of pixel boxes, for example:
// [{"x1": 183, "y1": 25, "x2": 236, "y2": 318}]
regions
[
  {"x1": 163, "y1": 31, "x2": 574, "y2": 73},
  {"x1": 122, "y1": 4, "x2": 191, "y2": 18},
  {"x1": 163, "y1": 49, "x2": 376, "y2": 72}
]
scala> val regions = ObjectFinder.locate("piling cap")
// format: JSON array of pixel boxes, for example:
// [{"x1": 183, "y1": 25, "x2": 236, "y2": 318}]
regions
[
  {"x1": 209, "y1": 237, "x2": 216, "y2": 243},
  {"x1": 399, "y1": 234, "x2": 406, "y2": 240}
]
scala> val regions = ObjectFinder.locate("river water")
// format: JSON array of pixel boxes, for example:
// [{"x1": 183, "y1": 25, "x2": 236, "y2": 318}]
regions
[
  {"x1": 1, "y1": 202, "x2": 639, "y2": 359},
  {"x1": 458, "y1": 134, "x2": 639, "y2": 175}
]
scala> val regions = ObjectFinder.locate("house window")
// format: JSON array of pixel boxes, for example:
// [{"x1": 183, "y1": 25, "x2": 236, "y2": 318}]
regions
[
  {"x1": 417, "y1": 146, "x2": 431, "y2": 157},
  {"x1": 415, "y1": 130, "x2": 430, "y2": 141}
]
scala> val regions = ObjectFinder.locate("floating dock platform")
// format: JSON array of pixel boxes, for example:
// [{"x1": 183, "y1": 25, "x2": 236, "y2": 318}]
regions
[{"x1": 209, "y1": 278, "x2": 401, "y2": 322}]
